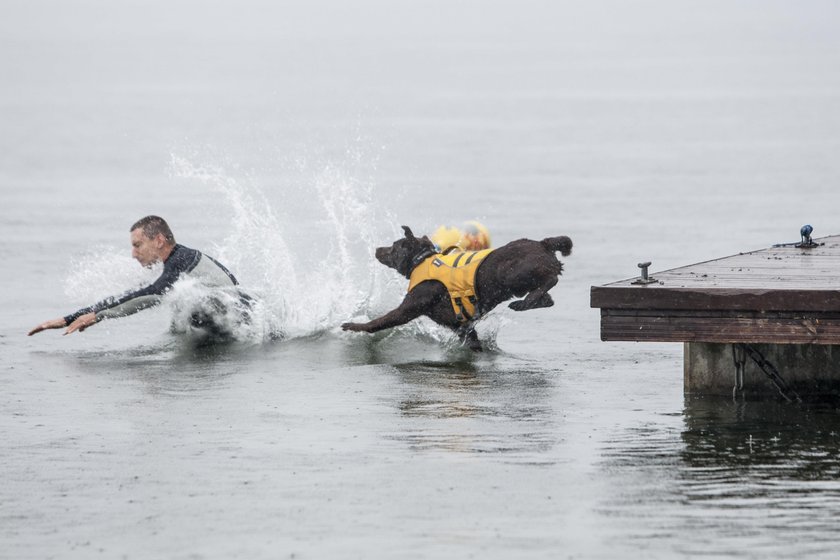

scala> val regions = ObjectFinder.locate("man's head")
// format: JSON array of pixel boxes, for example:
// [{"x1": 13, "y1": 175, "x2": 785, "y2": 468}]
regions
[{"x1": 130, "y1": 215, "x2": 176, "y2": 267}]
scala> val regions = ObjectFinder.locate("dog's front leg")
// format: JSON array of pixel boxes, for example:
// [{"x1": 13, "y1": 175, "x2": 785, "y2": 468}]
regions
[
  {"x1": 458, "y1": 325, "x2": 483, "y2": 351},
  {"x1": 341, "y1": 293, "x2": 427, "y2": 334}
]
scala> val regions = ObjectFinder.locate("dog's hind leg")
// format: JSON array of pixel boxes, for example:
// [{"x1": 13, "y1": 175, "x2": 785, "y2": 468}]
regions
[
  {"x1": 509, "y1": 293, "x2": 554, "y2": 311},
  {"x1": 508, "y1": 276, "x2": 558, "y2": 312}
]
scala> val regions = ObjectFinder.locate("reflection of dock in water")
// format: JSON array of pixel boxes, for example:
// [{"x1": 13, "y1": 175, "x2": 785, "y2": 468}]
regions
[
  {"x1": 591, "y1": 233, "x2": 840, "y2": 399},
  {"x1": 597, "y1": 396, "x2": 840, "y2": 556}
]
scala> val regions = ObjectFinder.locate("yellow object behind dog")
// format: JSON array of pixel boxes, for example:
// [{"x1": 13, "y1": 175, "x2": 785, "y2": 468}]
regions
[
  {"x1": 430, "y1": 221, "x2": 491, "y2": 253},
  {"x1": 408, "y1": 249, "x2": 493, "y2": 323}
]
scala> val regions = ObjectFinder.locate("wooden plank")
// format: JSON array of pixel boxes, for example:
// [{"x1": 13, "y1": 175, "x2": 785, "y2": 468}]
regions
[
  {"x1": 598, "y1": 236, "x2": 840, "y2": 293},
  {"x1": 591, "y1": 234, "x2": 840, "y2": 312},
  {"x1": 600, "y1": 310, "x2": 840, "y2": 344},
  {"x1": 590, "y1": 286, "x2": 840, "y2": 312}
]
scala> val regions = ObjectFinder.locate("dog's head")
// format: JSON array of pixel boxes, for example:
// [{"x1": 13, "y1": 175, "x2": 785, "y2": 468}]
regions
[{"x1": 375, "y1": 226, "x2": 436, "y2": 278}]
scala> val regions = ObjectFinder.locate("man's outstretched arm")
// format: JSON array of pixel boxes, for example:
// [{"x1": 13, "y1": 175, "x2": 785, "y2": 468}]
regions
[
  {"x1": 28, "y1": 266, "x2": 179, "y2": 337},
  {"x1": 28, "y1": 312, "x2": 98, "y2": 336}
]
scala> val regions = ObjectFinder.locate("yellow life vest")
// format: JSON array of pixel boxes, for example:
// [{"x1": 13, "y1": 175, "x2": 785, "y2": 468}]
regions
[{"x1": 408, "y1": 249, "x2": 493, "y2": 323}]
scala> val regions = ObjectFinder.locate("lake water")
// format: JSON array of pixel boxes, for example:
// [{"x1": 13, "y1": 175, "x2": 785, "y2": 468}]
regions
[{"x1": 3, "y1": 1, "x2": 840, "y2": 558}]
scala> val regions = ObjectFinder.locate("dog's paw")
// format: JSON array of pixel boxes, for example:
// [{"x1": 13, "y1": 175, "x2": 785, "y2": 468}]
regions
[
  {"x1": 341, "y1": 322, "x2": 362, "y2": 332},
  {"x1": 536, "y1": 293, "x2": 554, "y2": 308},
  {"x1": 468, "y1": 340, "x2": 483, "y2": 351},
  {"x1": 508, "y1": 300, "x2": 526, "y2": 311}
]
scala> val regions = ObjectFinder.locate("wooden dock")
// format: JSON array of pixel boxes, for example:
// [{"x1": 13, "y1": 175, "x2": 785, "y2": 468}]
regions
[
  {"x1": 591, "y1": 234, "x2": 840, "y2": 345},
  {"x1": 591, "y1": 233, "x2": 840, "y2": 398}
]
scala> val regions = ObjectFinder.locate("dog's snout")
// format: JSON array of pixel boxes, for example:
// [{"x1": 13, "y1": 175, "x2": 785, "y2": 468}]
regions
[{"x1": 375, "y1": 247, "x2": 390, "y2": 262}]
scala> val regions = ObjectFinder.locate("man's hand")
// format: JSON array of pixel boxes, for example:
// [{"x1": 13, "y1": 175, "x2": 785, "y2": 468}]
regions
[
  {"x1": 27, "y1": 317, "x2": 68, "y2": 336},
  {"x1": 65, "y1": 313, "x2": 97, "y2": 335},
  {"x1": 27, "y1": 313, "x2": 98, "y2": 336}
]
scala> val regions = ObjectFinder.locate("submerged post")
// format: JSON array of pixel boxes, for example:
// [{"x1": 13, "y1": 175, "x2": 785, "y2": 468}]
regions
[{"x1": 684, "y1": 342, "x2": 840, "y2": 399}]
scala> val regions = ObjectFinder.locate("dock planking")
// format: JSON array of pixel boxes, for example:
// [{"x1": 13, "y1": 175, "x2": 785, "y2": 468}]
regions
[{"x1": 591, "y1": 234, "x2": 840, "y2": 345}]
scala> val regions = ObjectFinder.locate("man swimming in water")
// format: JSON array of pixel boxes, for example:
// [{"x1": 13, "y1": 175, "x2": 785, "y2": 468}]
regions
[{"x1": 28, "y1": 215, "x2": 244, "y2": 336}]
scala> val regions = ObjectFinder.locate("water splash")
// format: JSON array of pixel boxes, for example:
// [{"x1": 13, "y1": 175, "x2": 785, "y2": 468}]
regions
[
  {"x1": 62, "y1": 146, "x2": 502, "y2": 350},
  {"x1": 169, "y1": 149, "x2": 397, "y2": 342},
  {"x1": 64, "y1": 246, "x2": 159, "y2": 305},
  {"x1": 166, "y1": 277, "x2": 257, "y2": 341}
]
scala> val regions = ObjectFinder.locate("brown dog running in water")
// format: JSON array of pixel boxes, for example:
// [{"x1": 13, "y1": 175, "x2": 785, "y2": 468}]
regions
[{"x1": 341, "y1": 226, "x2": 572, "y2": 350}]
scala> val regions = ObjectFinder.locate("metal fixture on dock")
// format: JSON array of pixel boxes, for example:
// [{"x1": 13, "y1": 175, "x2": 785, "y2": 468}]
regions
[
  {"x1": 631, "y1": 261, "x2": 657, "y2": 285},
  {"x1": 795, "y1": 224, "x2": 820, "y2": 249}
]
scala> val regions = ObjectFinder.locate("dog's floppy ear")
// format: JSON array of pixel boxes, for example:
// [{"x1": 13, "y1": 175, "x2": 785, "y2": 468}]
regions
[{"x1": 402, "y1": 226, "x2": 415, "y2": 239}]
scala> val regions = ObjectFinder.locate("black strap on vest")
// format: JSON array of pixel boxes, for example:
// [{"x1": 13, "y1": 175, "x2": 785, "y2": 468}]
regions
[
  {"x1": 410, "y1": 248, "x2": 437, "y2": 271},
  {"x1": 453, "y1": 297, "x2": 472, "y2": 323}
]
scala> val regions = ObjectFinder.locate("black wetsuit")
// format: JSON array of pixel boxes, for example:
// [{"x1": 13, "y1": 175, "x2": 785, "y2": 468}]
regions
[{"x1": 64, "y1": 244, "x2": 240, "y2": 324}]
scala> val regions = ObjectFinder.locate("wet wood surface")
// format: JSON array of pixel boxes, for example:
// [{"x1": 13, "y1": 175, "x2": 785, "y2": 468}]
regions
[{"x1": 591, "y1": 235, "x2": 840, "y2": 344}]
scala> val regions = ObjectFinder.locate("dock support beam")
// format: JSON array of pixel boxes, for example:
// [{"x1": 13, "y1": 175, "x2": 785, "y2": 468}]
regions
[{"x1": 685, "y1": 342, "x2": 840, "y2": 398}]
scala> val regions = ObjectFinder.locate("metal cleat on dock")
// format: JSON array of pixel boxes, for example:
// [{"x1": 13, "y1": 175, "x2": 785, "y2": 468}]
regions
[
  {"x1": 795, "y1": 224, "x2": 822, "y2": 249},
  {"x1": 631, "y1": 261, "x2": 658, "y2": 285}
]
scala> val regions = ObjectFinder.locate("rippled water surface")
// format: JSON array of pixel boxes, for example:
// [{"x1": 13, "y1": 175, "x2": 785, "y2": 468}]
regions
[{"x1": 3, "y1": 1, "x2": 840, "y2": 558}]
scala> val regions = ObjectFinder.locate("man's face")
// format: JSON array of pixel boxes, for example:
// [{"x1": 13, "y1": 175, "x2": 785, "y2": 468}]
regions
[{"x1": 130, "y1": 228, "x2": 165, "y2": 267}]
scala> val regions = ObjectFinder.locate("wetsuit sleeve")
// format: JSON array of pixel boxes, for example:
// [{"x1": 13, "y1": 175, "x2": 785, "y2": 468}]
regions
[{"x1": 63, "y1": 266, "x2": 180, "y2": 324}]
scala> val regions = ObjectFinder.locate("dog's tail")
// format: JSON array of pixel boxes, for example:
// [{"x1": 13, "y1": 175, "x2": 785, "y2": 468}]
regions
[{"x1": 541, "y1": 236, "x2": 573, "y2": 257}]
